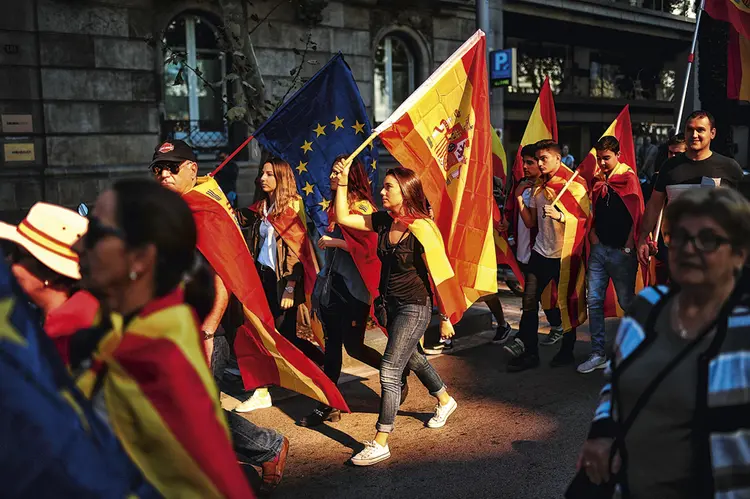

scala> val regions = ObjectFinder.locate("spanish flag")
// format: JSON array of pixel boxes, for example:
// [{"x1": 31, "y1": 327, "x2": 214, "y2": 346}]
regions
[
  {"x1": 248, "y1": 198, "x2": 325, "y2": 350},
  {"x1": 511, "y1": 77, "x2": 558, "y2": 183},
  {"x1": 533, "y1": 166, "x2": 590, "y2": 331},
  {"x1": 375, "y1": 30, "x2": 498, "y2": 323},
  {"x1": 577, "y1": 106, "x2": 647, "y2": 315},
  {"x1": 492, "y1": 128, "x2": 508, "y2": 183},
  {"x1": 183, "y1": 176, "x2": 348, "y2": 412},
  {"x1": 706, "y1": 0, "x2": 750, "y2": 39},
  {"x1": 729, "y1": 27, "x2": 750, "y2": 101},
  {"x1": 76, "y1": 288, "x2": 255, "y2": 499}
]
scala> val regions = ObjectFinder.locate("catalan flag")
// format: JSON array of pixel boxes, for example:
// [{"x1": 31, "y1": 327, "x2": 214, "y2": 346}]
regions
[
  {"x1": 183, "y1": 176, "x2": 348, "y2": 413},
  {"x1": 248, "y1": 197, "x2": 325, "y2": 349},
  {"x1": 706, "y1": 0, "x2": 750, "y2": 39},
  {"x1": 577, "y1": 106, "x2": 647, "y2": 315},
  {"x1": 374, "y1": 30, "x2": 498, "y2": 323},
  {"x1": 0, "y1": 258, "x2": 157, "y2": 498},
  {"x1": 511, "y1": 77, "x2": 558, "y2": 183},
  {"x1": 729, "y1": 27, "x2": 750, "y2": 101},
  {"x1": 533, "y1": 166, "x2": 590, "y2": 330}
]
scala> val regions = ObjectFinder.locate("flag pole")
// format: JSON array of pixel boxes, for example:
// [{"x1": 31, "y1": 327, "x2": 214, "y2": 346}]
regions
[
  {"x1": 345, "y1": 131, "x2": 379, "y2": 164},
  {"x1": 675, "y1": 0, "x2": 706, "y2": 130},
  {"x1": 551, "y1": 170, "x2": 580, "y2": 205},
  {"x1": 209, "y1": 134, "x2": 255, "y2": 177}
]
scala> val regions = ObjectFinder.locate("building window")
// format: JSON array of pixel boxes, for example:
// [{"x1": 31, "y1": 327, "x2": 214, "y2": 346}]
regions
[
  {"x1": 163, "y1": 14, "x2": 228, "y2": 148},
  {"x1": 374, "y1": 34, "x2": 417, "y2": 123},
  {"x1": 657, "y1": 69, "x2": 676, "y2": 101},
  {"x1": 509, "y1": 42, "x2": 566, "y2": 94},
  {"x1": 590, "y1": 61, "x2": 624, "y2": 98}
]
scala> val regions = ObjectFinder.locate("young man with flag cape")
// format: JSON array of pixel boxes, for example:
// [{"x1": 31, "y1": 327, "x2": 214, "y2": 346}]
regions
[
  {"x1": 507, "y1": 140, "x2": 590, "y2": 373},
  {"x1": 149, "y1": 139, "x2": 348, "y2": 493},
  {"x1": 577, "y1": 136, "x2": 643, "y2": 374}
]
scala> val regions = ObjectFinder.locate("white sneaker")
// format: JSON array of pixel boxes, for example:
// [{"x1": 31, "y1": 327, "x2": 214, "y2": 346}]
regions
[
  {"x1": 577, "y1": 353, "x2": 608, "y2": 374},
  {"x1": 351, "y1": 441, "x2": 391, "y2": 466},
  {"x1": 234, "y1": 389, "x2": 272, "y2": 413},
  {"x1": 427, "y1": 396, "x2": 457, "y2": 428}
]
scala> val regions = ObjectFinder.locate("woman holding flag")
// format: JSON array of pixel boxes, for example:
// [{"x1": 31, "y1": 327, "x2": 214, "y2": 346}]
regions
[
  {"x1": 302, "y1": 157, "x2": 386, "y2": 427},
  {"x1": 333, "y1": 159, "x2": 457, "y2": 467},
  {"x1": 236, "y1": 156, "x2": 324, "y2": 413}
]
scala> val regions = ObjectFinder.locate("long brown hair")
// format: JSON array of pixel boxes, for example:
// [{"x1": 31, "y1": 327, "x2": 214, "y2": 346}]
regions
[
  {"x1": 255, "y1": 156, "x2": 301, "y2": 218},
  {"x1": 330, "y1": 155, "x2": 375, "y2": 210},
  {"x1": 385, "y1": 167, "x2": 430, "y2": 218}
]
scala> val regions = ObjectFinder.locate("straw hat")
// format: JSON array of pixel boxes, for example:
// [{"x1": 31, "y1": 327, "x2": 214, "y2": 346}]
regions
[{"x1": 0, "y1": 202, "x2": 88, "y2": 280}]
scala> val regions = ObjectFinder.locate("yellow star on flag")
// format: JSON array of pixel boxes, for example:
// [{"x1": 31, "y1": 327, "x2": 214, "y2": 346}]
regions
[
  {"x1": 301, "y1": 140, "x2": 313, "y2": 154},
  {"x1": 351, "y1": 120, "x2": 365, "y2": 135},
  {"x1": 331, "y1": 116, "x2": 345, "y2": 130},
  {"x1": 302, "y1": 182, "x2": 315, "y2": 196},
  {"x1": 371, "y1": 159, "x2": 377, "y2": 170},
  {"x1": 0, "y1": 297, "x2": 26, "y2": 347},
  {"x1": 313, "y1": 123, "x2": 327, "y2": 137},
  {"x1": 296, "y1": 161, "x2": 308, "y2": 174},
  {"x1": 318, "y1": 198, "x2": 330, "y2": 210}
]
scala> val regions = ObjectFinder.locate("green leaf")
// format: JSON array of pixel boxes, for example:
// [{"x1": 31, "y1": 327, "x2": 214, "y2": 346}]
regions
[
  {"x1": 227, "y1": 106, "x2": 247, "y2": 121},
  {"x1": 225, "y1": 73, "x2": 240, "y2": 82},
  {"x1": 172, "y1": 67, "x2": 184, "y2": 86},
  {"x1": 250, "y1": 13, "x2": 260, "y2": 22}
]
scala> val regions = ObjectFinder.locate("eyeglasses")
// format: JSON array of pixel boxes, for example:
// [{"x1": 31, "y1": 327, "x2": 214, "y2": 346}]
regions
[
  {"x1": 664, "y1": 228, "x2": 732, "y2": 253},
  {"x1": 84, "y1": 216, "x2": 126, "y2": 249},
  {"x1": 150, "y1": 162, "x2": 182, "y2": 176}
]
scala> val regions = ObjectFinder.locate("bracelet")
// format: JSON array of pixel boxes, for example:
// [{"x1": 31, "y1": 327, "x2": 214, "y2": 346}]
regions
[
  {"x1": 202, "y1": 330, "x2": 215, "y2": 340},
  {"x1": 439, "y1": 313, "x2": 450, "y2": 322},
  {"x1": 338, "y1": 183, "x2": 348, "y2": 186}
]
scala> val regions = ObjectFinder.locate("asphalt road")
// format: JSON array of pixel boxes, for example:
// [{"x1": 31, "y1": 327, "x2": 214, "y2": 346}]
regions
[{"x1": 227, "y1": 316, "x2": 612, "y2": 499}]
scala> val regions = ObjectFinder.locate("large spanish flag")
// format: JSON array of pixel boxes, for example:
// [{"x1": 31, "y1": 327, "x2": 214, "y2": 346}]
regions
[
  {"x1": 375, "y1": 30, "x2": 497, "y2": 323},
  {"x1": 706, "y1": 0, "x2": 750, "y2": 39},
  {"x1": 511, "y1": 77, "x2": 558, "y2": 183},
  {"x1": 729, "y1": 27, "x2": 750, "y2": 101},
  {"x1": 577, "y1": 106, "x2": 646, "y2": 315},
  {"x1": 76, "y1": 288, "x2": 255, "y2": 498},
  {"x1": 183, "y1": 176, "x2": 348, "y2": 412},
  {"x1": 533, "y1": 166, "x2": 590, "y2": 330},
  {"x1": 248, "y1": 198, "x2": 325, "y2": 350}
]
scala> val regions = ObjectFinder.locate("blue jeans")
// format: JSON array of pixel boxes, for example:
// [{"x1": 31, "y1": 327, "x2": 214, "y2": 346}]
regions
[
  {"x1": 377, "y1": 297, "x2": 446, "y2": 433},
  {"x1": 587, "y1": 244, "x2": 638, "y2": 355}
]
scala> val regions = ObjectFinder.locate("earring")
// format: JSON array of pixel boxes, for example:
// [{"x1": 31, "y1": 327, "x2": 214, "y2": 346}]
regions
[
  {"x1": 129, "y1": 270, "x2": 138, "y2": 281},
  {"x1": 43, "y1": 280, "x2": 49, "y2": 287}
]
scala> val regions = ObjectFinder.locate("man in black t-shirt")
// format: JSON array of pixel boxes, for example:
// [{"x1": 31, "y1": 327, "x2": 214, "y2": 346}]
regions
[{"x1": 637, "y1": 110, "x2": 744, "y2": 268}]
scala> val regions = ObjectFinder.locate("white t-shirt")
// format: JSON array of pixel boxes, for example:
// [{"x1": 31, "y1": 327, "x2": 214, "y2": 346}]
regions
[
  {"x1": 528, "y1": 187, "x2": 565, "y2": 259},
  {"x1": 257, "y1": 203, "x2": 277, "y2": 269},
  {"x1": 517, "y1": 188, "x2": 533, "y2": 264}
]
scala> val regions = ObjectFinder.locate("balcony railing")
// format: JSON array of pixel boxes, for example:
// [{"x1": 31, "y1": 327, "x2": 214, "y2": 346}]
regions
[
  {"x1": 610, "y1": 0, "x2": 697, "y2": 18},
  {"x1": 161, "y1": 120, "x2": 229, "y2": 150}
]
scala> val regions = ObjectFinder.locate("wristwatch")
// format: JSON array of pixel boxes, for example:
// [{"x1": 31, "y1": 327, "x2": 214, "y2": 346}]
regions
[
  {"x1": 439, "y1": 313, "x2": 450, "y2": 322},
  {"x1": 284, "y1": 285, "x2": 295, "y2": 294},
  {"x1": 623, "y1": 247, "x2": 632, "y2": 254}
]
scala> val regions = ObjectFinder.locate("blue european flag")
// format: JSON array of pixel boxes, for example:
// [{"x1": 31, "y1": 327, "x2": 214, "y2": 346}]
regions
[
  {"x1": 0, "y1": 255, "x2": 157, "y2": 497},
  {"x1": 253, "y1": 53, "x2": 378, "y2": 233}
]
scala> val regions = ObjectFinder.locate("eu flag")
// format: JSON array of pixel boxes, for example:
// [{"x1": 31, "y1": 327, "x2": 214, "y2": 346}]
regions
[
  {"x1": 253, "y1": 53, "x2": 378, "y2": 233},
  {"x1": 0, "y1": 255, "x2": 157, "y2": 497}
]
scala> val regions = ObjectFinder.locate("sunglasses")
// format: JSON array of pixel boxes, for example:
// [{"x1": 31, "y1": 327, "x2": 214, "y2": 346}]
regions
[
  {"x1": 84, "y1": 216, "x2": 126, "y2": 249},
  {"x1": 150, "y1": 162, "x2": 182, "y2": 176},
  {"x1": 664, "y1": 228, "x2": 731, "y2": 253}
]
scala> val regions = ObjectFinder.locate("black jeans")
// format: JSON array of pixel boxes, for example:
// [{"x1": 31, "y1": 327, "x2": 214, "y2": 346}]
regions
[
  {"x1": 519, "y1": 262, "x2": 562, "y2": 328},
  {"x1": 320, "y1": 273, "x2": 382, "y2": 384},
  {"x1": 518, "y1": 251, "x2": 576, "y2": 356},
  {"x1": 258, "y1": 264, "x2": 324, "y2": 365}
]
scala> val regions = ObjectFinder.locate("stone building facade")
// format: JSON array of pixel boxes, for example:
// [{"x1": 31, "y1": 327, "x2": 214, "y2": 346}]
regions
[{"x1": 0, "y1": 0, "x2": 483, "y2": 222}]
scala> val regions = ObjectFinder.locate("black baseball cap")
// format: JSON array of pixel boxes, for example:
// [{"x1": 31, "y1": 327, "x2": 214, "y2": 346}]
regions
[{"x1": 149, "y1": 140, "x2": 197, "y2": 167}]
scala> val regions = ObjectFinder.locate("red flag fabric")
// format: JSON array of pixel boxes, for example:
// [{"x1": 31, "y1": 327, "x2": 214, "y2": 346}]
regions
[
  {"x1": 511, "y1": 78, "x2": 558, "y2": 183},
  {"x1": 183, "y1": 176, "x2": 348, "y2": 412},
  {"x1": 76, "y1": 288, "x2": 255, "y2": 498},
  {"x1": 44, "y1": 290, "x2": 99, "y2": 366},
  {"x1": 706, "y1": 0, "x2": 750, "y2": 39},
  {"x1": 729, "y1": 26, "x2": 750, "y2": 101}
]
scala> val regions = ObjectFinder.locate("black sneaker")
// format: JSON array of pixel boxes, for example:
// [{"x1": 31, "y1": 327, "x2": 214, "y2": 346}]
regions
[
  {"x1": 424, "y1": 339, "x2": 454, "y2": 355},
  {"x1": 507, "y1": 353, "x2": 540, "y2": 373},
  {"x1": 300, "y1": 405, "x2": 341, "y2": 427},
  {"x1": 540, "y1": 326, "x2": 564, "y2": 346},
  {"x1": 550, "y1": 350, "x2": 575, "y2": 368},
  {"x1": 492, "y1": 322, "x2": 514, "y2": 344}
]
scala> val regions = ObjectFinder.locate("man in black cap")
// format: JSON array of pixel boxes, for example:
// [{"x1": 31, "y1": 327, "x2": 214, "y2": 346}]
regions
[{"x1": 148, "y1": 139, "x2": 289, "y2": 495}]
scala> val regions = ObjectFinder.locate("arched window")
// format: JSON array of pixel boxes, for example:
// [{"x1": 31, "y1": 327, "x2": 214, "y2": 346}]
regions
[
  {"x1": 162, "y1": 13, "x2": 227, "y2": 148},
  {"x1": 374, "y1": 34, "x2": 418, "y2": 123}
]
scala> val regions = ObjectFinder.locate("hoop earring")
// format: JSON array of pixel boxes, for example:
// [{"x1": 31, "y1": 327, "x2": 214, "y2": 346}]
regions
[{"x1": 129, "y1": 270, "x2": 138, "y2": 281}]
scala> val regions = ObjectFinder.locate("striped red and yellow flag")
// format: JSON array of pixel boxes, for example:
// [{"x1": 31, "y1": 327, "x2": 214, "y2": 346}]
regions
[
  {"x1": 706, "y1": 0, "x2": 750, "y2": 39},
  {"x1": 729, "y1": 27, "x2": 750, "y2": 101},
  {"x1": 577, "y1": 106, "x2": 647, "y2": 315},
  {"x1": 76, "y1": 289, "x2": 255, "y2": 499},
  {"x1": 492, "y1": 128, "x2": 508, "y2": 183},
  {"x1": 511, "y1": 77, "x2": 558, "y2": 183},
  {"x1": 375, "y1": 30, "x2": 497, "y2": 323},
  {"x1": 249, "y1": 198, "x2": 325, "y2": 350},
  {"x1": 183, "y1": 176, "x2": 348, "y2": 412},
  {"x1": 534, "y1": 166, "x2": 590, "y2": 330}
]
